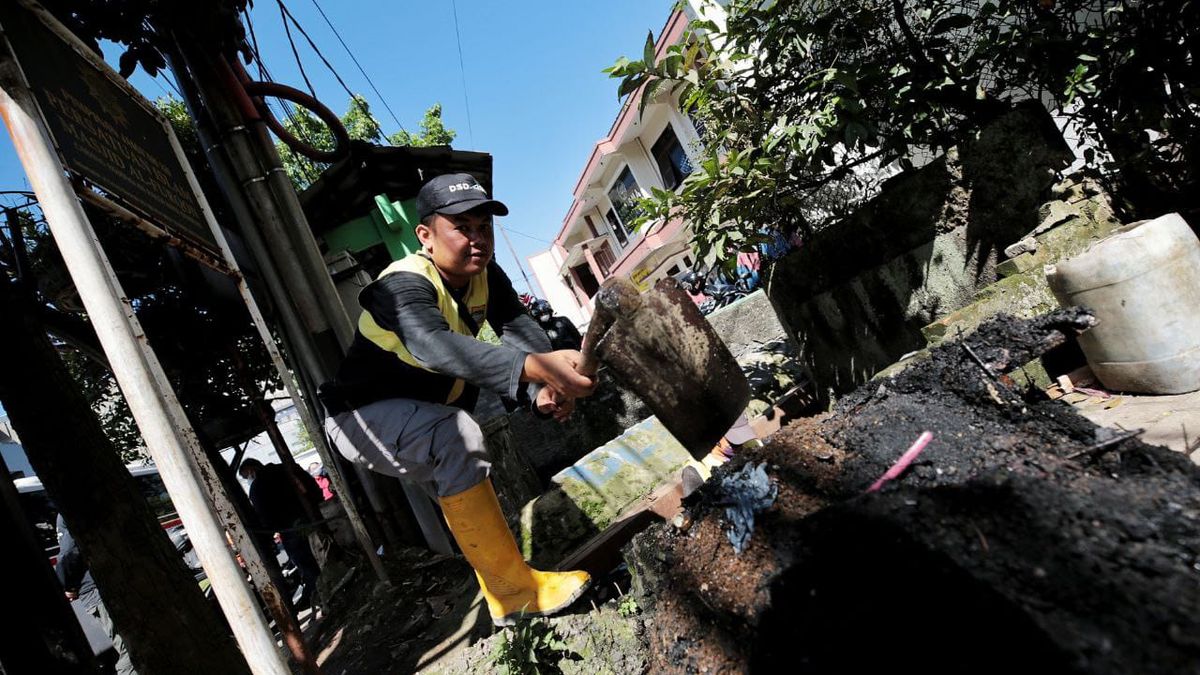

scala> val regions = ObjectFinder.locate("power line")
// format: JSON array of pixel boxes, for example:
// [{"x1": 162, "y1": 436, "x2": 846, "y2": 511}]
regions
[
  {"x1": 449, "y1": 0, "x2": 475, "y2": 148},
  {"x1": 243, "y1": 8, "x2": 269, "y2": 80},
  {"x1": 245, "y1": 8, "x2": 323, "y2": 179},
  {"x1": 307, "y1": 0, "x2": 407, "y2": 135},
  {"x1": 274, "y1": 0, "x2": 361, "y2": 109},
  {"x1": 496, "y1": 221, "x2": 535, "y2": 296},
  {"x1": 138, "y1": 20, "x2": 184, "y2": 100},
  {"x1": 277, "y1": 0, "x2": 318, "y2": 99},
  {"x1": 498, "y1": 226, "x2": 552, "y2": 244},
  {"x1": 147, "y1": 75, "x2": 173, "y2": 100},
  {"x1": 158, "y1": 72, "x2": 184, "y2": 99}
]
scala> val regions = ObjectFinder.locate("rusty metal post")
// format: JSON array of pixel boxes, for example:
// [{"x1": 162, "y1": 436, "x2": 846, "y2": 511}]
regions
[
  {"x1": 0, "y1": 22, "x2": 288, "y2": 675},
  {"x1": 162, "y1": 37, "x2": 388, "y2": 584}
]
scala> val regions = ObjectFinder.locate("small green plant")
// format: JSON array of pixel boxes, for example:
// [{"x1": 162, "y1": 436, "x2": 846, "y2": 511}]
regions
[
  {"x1": 294, "y1": 420, "x2": 315, "y2": 453},
  {"x1": 617, "y1": 594, "x2": 640, "y2": 618},
  {"x1": 489, "y1": 617, "x2": 578, "y2": 675}
]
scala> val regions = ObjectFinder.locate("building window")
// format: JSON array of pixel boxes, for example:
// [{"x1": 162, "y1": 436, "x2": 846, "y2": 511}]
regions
[
  {"x1": 572, "y1": 263, "x2": 600, "y2": 298},
  {"x1": 594, "y1": 243, "x2": 616, "y2": 276},
  {"x1": 583, "y1": 214, "x2": 601, "y2": 238},
  {"x1": 651, "y1": 124, "x2": 693, "y2": 190},
  {"x1": 606, "y1": 167, "x2": 642, "y2": 246},
  {"x1": 604, "y1": 209, "x2": 629, "y2": 247}
]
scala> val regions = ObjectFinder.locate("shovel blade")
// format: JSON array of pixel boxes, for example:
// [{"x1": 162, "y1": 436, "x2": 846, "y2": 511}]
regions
[{"x1": 596, "y1": 278, "x2": 750, "y2": 459}]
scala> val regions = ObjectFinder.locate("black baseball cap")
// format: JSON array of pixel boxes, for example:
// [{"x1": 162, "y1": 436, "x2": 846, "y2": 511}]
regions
[{"x1": 416, "y1": 172, "x2": 509, "y2": 220}]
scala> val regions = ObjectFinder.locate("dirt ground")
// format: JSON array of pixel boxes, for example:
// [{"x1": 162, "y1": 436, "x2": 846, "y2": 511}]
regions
[
  {"x1": 631, "y1": 310, "x2": 1200, "y2": 674},
  {"x1": 303, "y1": 545, "x2": 642, "y2": 674},
  {"x1": 303, "y1": 310, "x2": 1200, "y2": 675},
  {"x1": 302, "y1": 547, "x2": 489, "y2": 674}
]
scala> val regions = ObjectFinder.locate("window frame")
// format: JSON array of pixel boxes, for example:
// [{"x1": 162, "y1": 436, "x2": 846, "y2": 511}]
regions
[
  {"x1": 605, "y1": 165, "x2": 643, "y2": 246},
  {"x1": 650, "y1": 122, "x2": 693, "y2": 191}
]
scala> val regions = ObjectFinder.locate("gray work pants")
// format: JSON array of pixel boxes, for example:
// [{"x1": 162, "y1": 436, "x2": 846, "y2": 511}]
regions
[{"x1": 324, "y1": 398, "x2": 491, "y2": 498}]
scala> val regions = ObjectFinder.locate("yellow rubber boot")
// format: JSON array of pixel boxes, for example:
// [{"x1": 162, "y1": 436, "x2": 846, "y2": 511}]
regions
[
  {"x1": 440, "y1": 480, "x2": 591, "y2": 626},
  {"x1": 687, "y1": 436, "x2": 734, "y2": 481}
]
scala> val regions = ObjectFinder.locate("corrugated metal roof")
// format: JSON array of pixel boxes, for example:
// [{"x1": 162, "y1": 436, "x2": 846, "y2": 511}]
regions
[{"x1": 299, "y1": 140, "x2": 494, "y2": 234}]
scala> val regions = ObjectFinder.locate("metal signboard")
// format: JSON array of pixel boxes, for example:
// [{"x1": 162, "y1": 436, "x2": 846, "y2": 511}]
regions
[{"x1": 0, "y1": 1, "x2": 219, "y2": 254}]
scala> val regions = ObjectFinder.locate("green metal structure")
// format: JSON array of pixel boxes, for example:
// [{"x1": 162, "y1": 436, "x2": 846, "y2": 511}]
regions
[{"x1": 322, "y1": 194, "x2": 421, "y2": 263}]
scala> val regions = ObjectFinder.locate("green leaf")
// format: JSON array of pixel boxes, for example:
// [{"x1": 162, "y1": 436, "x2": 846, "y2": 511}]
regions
[
  {"x1": 605, "y1": 56, "x2": 631, "y2": 75},
  {"x1": 618, "y1": 74, "x2": 646, "y2": 99},
  {"x1": 643, "y1": 30, "x2": 657, "y2": 67},
  {"x1": 931, "y1": 14, "x2": 973, "y2": 34}
]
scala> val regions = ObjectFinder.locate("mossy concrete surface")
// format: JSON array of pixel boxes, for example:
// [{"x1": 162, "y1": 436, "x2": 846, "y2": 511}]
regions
[
  {"x1": 518, "y1": 417, "x2": 692, "y2": 567},
  {"x1": 876, "y1": 176, "x2": 1124, "y2": 386},
  {"x1": 921, "y1": 177, "x2": 1123, "y2": 347}
]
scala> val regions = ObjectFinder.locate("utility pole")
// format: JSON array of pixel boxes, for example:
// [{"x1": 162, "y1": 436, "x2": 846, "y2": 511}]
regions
[
  {"x1": 160, "y1": 34, "x2": 388, "y2": 583},
  {"x1": 0, "y1": 32, "x2": 289, "y2": 675},
  {"x1": 497, "y1": 219, "x2": 536, "y2": 296}
]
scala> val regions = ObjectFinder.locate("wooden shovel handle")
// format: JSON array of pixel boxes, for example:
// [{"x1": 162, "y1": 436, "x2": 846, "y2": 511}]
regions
[
  {"x1": 578, "y1": 313, "x2": 613, "y2": 377},
  {"x1": 576, "y1": 278, "x2": 642, "y2": 377}
]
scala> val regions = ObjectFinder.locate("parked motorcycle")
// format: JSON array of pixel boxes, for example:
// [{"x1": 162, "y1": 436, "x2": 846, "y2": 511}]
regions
[{"x1": 679, "y1": 265, "x2": 757, "y2": 315}]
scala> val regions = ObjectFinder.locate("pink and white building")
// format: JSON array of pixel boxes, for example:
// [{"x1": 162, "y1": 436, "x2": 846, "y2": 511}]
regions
[{"x1": 528, "y1": 3, "x2": 725, "y2": 328}]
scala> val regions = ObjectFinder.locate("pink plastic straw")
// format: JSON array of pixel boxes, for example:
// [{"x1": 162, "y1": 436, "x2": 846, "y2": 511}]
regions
[{"x1": 867, "y1": 431, "x2": 935, "y2": 493}]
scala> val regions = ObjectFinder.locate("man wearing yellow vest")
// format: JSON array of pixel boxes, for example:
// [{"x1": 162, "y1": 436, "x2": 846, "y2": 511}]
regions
[{"x1": 321, "y1": 173, "x2": 596, "y2": 626}]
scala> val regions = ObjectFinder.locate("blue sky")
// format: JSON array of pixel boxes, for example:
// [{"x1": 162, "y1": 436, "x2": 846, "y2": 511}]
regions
[{"x1": 0, "y1": 0, "x2": 675, "y2": 295}]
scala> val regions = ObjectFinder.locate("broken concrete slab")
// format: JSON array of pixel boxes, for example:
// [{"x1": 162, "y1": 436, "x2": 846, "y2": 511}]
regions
[
  {"x1": 922, "y1": 176, "x2": 1123, "y2": 350},
  {"x1": 518, "y1": 416, "x2": 692, "y2": 568}
]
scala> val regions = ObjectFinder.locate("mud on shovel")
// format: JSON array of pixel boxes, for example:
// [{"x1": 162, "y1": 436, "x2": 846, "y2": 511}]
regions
[{"x1": 577, "y1": 276, "x2": 750, "y2": 459}]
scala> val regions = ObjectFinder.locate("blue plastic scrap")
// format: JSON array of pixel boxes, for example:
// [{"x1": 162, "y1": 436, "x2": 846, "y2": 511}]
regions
[{"x1": 719, "y1": 462, "x2": 778, "y2": 554}]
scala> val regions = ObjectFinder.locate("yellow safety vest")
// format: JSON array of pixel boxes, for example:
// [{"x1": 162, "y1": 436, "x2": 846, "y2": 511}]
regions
[{"x1": 357, "y1": 254, "x2": 489, "y2": 404}]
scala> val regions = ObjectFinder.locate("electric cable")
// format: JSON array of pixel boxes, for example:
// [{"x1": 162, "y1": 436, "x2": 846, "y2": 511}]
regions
[
  {"x1": 274, "y1": 0, "x2": 360, "y2": 108},
  {"x1": 496, "y1": 220, "x2": 536, "y2": 295},
  {"x1": 308, "y1": 0, "x2": 407, "y2": 135},
  {"x1": 278, "y1": 0, "x2": 318, "y2": 99},
  {"x1": 245, "y1": 8, "x2": 325, "y2": 180},
  {"x1": 498, "y1": 226, "x2": 552, "y2": 244},
  {"x1": 449, "y1": 0, "x2": 476, "y2": 147},
  {"x1": 244, "y1": 9, "x2": 269, "y2": 80},
  {"x1": 147, "y1": 74, "x2": 173, "y2": 100},
  {"x1": 159, "y1": 73, "x2": 184, "y2": 98}
]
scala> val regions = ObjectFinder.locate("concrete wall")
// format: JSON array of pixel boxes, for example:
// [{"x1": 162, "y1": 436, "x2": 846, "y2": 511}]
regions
[
  {"x1": 528, "y1": 247, "x2": 589, "y2": 328},
  {"x1": 766, "y1": 102, "x2": 1074, "y2": 397}
]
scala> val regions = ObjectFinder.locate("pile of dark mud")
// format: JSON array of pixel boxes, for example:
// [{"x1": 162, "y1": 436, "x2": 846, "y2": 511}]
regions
[{"x1": 629, "y1": 310, "x2": 1200, "y2": 674}]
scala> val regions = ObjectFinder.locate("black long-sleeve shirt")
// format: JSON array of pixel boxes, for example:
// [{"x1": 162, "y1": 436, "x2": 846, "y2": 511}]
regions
[{"x1": 320, "y1": 261, "x2": 551, "y2": 414}]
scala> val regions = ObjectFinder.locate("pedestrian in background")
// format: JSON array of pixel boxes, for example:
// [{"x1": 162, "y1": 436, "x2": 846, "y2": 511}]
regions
[
  {"x1": 307, "y1": 462, "x2": 335, "y2": 501},
  {"x1": 238, "y1": 458, "x2": 323, "y2": 609},
  {"x1": 57, "y1": 515, "x2": 136, "y2": 674}
]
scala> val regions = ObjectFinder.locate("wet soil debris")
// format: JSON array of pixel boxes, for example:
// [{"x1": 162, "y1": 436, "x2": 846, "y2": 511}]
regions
[{"x1": 629, "y1": 309, "x2": 1200, "y2": 674}]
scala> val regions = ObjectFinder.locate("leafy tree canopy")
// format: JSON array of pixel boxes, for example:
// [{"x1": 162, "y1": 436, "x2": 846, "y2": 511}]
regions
[
  {"x1": 277, "y1": 96, "x2": 457, "y2": 190},
  {"x1": 389, "y1": 103, "x2": 457, "y2": 148},
  {"x1": 608, "y1": 0, "x2": 1198, "y2": 265},
  {"x1": 1, "y1": 198, "x2": 282, "y2": 461}
]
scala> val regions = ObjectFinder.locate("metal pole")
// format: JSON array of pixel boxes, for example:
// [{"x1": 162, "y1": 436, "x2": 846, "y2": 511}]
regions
[
  {"x1": 497, "y1": 220, "x2": 536, "y2": 296},
  {"x1": 0, "y1": 56, "x2": 289, "y2": 675},
  {"x1": 247, "y1": 116, "x2": 354, "y2": 350},
  {"x1": 163, "y1": 43, "x2": 388, "y2": 584},
  {"x1": 168, "y1": 44, "x2": 340, "y2": 365}
]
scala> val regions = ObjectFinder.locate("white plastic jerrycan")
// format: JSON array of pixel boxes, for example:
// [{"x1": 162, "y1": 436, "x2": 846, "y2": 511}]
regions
[{"x1": 1045, "y1": 212, "x2": 1200, "y2": 394}]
